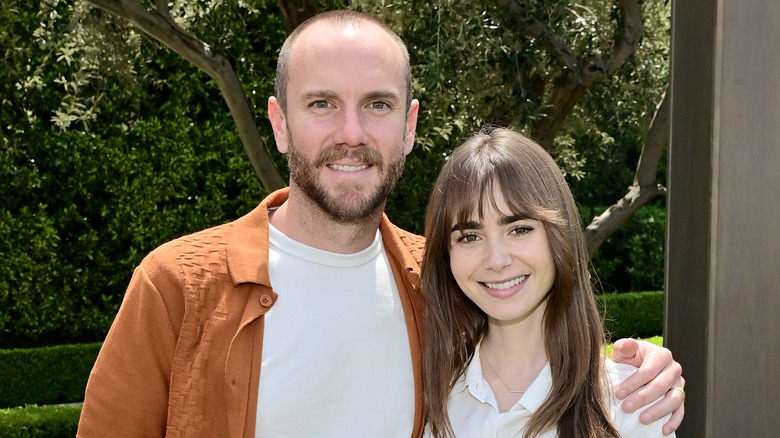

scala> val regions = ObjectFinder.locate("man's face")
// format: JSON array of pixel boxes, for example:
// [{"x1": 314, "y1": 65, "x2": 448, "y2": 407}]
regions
[{"x1": 269, "y1": 21, "x2": 419, "y2": 222}]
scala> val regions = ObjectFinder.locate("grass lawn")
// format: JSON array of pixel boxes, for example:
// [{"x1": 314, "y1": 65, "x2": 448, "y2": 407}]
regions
[
  {"x1": 0, "y1": 403, "x2": 81, "y2": 437},
  {"x1": 603, "y1": 336, "x2": 663, "y2": 357}
]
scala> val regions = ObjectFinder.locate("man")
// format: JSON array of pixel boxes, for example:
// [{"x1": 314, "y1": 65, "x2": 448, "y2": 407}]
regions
[{"x1": 78, "y1": 10, "x2": 684, "y2": 438}]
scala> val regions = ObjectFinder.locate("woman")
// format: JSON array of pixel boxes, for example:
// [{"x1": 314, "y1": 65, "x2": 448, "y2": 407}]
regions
[{"x1": 421, "y1": 127, "x2": 673, "y2": 438}]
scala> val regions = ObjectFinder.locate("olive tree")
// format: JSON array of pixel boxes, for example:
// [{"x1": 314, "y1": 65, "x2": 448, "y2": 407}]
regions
[{"x1": 30, "y1": 0, "x2": 670, "y2": 256}]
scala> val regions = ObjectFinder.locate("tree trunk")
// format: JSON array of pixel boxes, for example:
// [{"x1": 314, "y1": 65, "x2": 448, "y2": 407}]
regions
[
  {"x1": 276, "y1": 0, "x2": 319, "y2": 33},
  {"x1": 85, "y1": 0, "x2": 287, "y2": 192}
]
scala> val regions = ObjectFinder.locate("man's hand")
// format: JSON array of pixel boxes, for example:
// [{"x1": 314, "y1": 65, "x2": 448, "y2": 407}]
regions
[{"x1": 610, "y1": 338, "x2": 685, "y2": 436}]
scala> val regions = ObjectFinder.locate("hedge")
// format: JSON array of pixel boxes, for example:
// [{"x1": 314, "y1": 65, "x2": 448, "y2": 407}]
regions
[
  {"x1": 0, "y1": 343, "x2": 101, "y2": 409},
  {"x1": 597, "y1": 290, "x2": 665, "y2": 341},
  {"x1": 0, "y1": 404, "x2": 81, "y2": 438}
]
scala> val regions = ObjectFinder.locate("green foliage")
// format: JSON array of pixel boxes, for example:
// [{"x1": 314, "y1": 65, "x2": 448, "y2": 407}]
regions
[
  {"x1": 596, "y1": 291, "x2": 665, "y2": 341},
  {"x1": 1, "y1": 106, "x2": 267, "y2": 346},
  {"x1": 587, "y1": 202, "x2": 666, "y2": 292},
  {"x1": 0, "y1": 343, "x2": 101, "y2": 408},
  {"x1": 566, "y1": 0, "x2": 670, "y2": 203},
  {"x1": 0, "y1": 404, "x2": 81, "y2": 438},
  {"x1": 1, "y1": 2, "x2": 274, "y2": 346}
]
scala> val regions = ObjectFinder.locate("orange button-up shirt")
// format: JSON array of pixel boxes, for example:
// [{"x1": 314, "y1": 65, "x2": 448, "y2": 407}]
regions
[{"x1": 78, "y1": 188, "x2": 426, "y2": 437}]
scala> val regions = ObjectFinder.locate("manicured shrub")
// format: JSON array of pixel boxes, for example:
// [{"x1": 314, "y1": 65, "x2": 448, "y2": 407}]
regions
[
  {"x1": 597, "y1": 290, "x2": 665, "y2": 341},
  {"x1": 0, "y1": 118, "x2": 267, "y2": 348},
  {"x1": 0, "y1": 343, "x2": 101, "y2": 409}
]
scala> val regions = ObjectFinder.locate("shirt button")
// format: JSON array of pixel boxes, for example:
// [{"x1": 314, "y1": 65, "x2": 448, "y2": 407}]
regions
[{"x1": 260, "y1": 295, "x2": 273, "y2": 307}]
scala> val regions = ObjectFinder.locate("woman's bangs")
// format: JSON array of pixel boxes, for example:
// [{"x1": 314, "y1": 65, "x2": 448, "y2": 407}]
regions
[{"x1": 446, "y1": 165, "x2": 495, "y2": 233}]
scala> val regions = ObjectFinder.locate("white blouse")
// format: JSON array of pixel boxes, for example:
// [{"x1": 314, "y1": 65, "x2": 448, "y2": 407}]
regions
[{"x1": 425, "y1": 342, "x2": 674, "y2": 438}]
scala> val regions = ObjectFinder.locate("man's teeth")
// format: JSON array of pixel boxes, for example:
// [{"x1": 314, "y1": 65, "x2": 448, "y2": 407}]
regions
[
  {"x1": 484, "y1": 276, "x2": 527, "y2": 290},
  {"x1": 330, "y1": 164, "x2": 369, "y2": 171}
]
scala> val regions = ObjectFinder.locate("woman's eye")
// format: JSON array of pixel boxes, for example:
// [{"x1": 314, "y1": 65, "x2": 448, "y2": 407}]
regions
[
  {"x1": 511, "y1": 225, "x2": 534, "y2": 235},
  {"x1": 454, "y1": 233, "x2": 478, "y2": 243}
]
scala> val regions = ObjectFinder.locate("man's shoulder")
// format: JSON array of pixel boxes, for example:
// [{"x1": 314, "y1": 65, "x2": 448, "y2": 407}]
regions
[
  {"x1": 142, "y1": 221, "x2": 237, "y2": 274},
  {"x1": 144, "y1": 201, "x2": 271, "y2": 269}
]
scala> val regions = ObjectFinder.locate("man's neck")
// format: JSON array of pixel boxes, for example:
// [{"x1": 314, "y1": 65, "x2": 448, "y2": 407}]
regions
[{"x1": 269, "y1": 190, "x2": 384, "y2": 254}]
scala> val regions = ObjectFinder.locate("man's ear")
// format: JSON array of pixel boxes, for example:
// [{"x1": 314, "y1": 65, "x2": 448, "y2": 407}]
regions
[
  {"x1": 403, "y1": 99, "x2": 420, "y2": 156},
  {"x1": 268, "y1": 96, "x2": 289, "y2": 154}
]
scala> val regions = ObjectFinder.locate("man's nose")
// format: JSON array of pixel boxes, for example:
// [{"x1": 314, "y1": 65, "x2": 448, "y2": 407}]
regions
[{"x1": 333, "y1": 105, "x2": 369, "y2": 147}]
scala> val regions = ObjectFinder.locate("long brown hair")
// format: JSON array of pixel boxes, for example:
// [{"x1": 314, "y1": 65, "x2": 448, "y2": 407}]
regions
[{"x1": 422, "y1": 127, "x2": 619, "y2": 438}]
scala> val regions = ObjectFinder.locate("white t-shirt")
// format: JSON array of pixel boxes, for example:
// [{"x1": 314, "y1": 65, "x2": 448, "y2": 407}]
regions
[
  {"x1": 427, "y1": 341, "x2": 674, "y2": 438},
  {"x1": 255, "y1": 224, "x2": 415, "y2": 437}
]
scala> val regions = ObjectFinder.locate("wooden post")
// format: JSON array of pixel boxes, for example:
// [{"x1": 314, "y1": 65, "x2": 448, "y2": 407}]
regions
[{"x1": 666, "y1": 0, "x2": 780, "y2": 436}]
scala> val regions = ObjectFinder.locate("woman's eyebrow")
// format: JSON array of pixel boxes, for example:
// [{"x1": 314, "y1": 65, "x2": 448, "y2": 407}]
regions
[
  {"x1": 499, "y1": 214, "x2": 529, "y2": 225},
  {"x1": 450, "y1": 221, "x2": 481, "y2": 232}
]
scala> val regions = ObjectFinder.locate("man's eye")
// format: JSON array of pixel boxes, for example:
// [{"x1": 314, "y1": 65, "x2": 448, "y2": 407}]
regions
[
  {"x1": 312, "y1": 101, "x2": 330, "y2": 109},
  {"x1": 370, "y1": 101, "x2": 389, "y2": 110}
]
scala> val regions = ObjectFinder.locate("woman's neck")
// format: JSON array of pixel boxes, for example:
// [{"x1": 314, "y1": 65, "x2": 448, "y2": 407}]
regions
[
  {"x1": 480, "y1": 313, "x2": 548, "y2": 412},
  {"x1": 482, "y1": 323, "x2": 547, "y2": 372}
]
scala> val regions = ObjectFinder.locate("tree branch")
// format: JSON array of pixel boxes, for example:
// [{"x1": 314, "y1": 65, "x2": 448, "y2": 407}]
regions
[
  {"x1": 85, "y1": 0, "x2": 286, "y2": 191},
  {"x1": 491, "y1": 0, "x2": 580, "y2": 75},
  {"x1": 584, "y1": 0, "x2": 644, "y2": 87},
  {"x1": 154, "y1": 0, "x2": 171, "y2": 24},
  {"x1": 494, "y1": 0, "x2": 644, "y2": 151},
  {"x1": 635, "y1": 83, "x2": 669, "y2": 186},
  {"x1": 584, "y1": 85, "x2": 670, "y2": 256}
]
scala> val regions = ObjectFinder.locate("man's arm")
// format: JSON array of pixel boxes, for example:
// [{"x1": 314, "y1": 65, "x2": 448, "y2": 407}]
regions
[
  {"x1": 610, "y1": 338, "x2": 685, "y2": 436},
  {"x1": 77, "y1": 265, "x2": 177, "y2": 437}
]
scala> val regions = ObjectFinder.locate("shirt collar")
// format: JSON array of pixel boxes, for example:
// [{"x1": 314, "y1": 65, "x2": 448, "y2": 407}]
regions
[{"x1": 226, "y1": 188, "x2": 288, "y2": 287}]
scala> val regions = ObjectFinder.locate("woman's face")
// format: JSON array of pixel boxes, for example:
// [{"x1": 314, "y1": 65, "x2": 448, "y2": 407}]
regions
[{"x1": 448, "y1": 187, "x2": 556, "y2": 327}]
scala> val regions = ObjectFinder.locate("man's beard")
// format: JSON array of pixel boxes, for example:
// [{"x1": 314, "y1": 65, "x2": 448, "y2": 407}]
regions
[{"x1": 286, "y1": 133, "x2": 406, "y2": 223}]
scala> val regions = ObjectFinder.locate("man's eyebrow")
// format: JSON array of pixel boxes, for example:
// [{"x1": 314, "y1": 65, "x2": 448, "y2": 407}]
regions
[
  {"x1": 364, "y1": 90, "x2": 401, "y2": 102},
  {"x1": 300, "y1": 90, "x2": 338, "y2": 101},
  {"x1": 299, "y1": 89, "x2": 401, "y2": 104}
]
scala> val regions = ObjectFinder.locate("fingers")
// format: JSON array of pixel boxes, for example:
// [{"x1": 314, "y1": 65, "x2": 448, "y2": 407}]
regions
[
  {"x1": 611, "y1": 339, "x2": 685, "y2": 434},
  {"x1": 662, "y1": 395, "x2": 685, "y2": 435},
  {"x1": 616, "y1": 343, "x2": 675, "y2": 399},
  {"x1": 610, "y1": 338, "x2": 640, "y2": 366},
  {"x1": 623, "y1": 373, "x2": 685, "y2": 422},
  {"x1": 639, "y1": 376, "x2": 686, "y2": 435}
]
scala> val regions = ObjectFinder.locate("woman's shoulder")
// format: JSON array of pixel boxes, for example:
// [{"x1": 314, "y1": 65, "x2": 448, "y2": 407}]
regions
[
  {"x1": 604, "y1": 359, "x2": 675, "y2": 438},
  {"x1": 604, "y1": 358, "x2": 640, "y2": 385}
]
